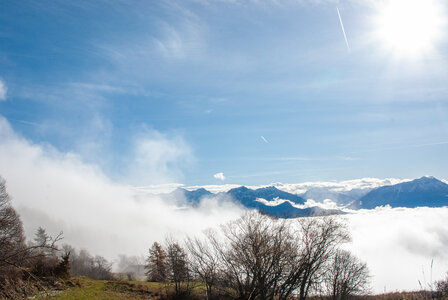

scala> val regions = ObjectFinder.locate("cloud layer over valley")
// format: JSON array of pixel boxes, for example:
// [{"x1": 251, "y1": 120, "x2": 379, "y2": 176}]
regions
[{"x1": 0, "y1": 116, "x2": 447, "y2": 293}]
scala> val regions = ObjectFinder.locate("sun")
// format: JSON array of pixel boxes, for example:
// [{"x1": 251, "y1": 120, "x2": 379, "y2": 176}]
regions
[{"x1": 373, "y1": 0, "x2": 445, "y2": 58}]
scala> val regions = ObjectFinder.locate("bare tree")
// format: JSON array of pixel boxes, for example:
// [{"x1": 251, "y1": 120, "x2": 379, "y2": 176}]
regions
[
  {"x1": 151, "y1": 212, "x2": 368, "y2": 300},
  {"x1": 67, "y1": 247, "x2": 90, "y2": 276},
  {"x1": 274, "y1": 216, "x2": 350, "y2": 300},
  {"x1": 145, "y1": 242, "x2": 168, "y2": 282},
  {"x1": 0, "y1": 178, "x2": 65, "y2": 297},
  {"x1": 66, "y1": 246, "x2": 113, "y2": 280},
  {"x1": 186, "y1": 233, "x2": 221, "y2": 299},
  {"x1": 0, "y1": 177, "x2": 27, "y2": 284},
  {"x1": 92, "y1": 255, "x2": 113, "y2": 280},
  {"x1": 323, "y1": 249, "x2": 371, "y2": 299},
  {"x1": 208, "y1": 212, "x2": 296, "y2": 300}
]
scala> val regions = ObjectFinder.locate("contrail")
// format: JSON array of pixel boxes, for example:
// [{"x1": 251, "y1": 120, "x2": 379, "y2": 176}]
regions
[
  {"x1": 337, "y1": 7, "x2": 350, "y2": 53},
  {"x1": 261, "y1": 136, "x2": 269, "y2": 143}
]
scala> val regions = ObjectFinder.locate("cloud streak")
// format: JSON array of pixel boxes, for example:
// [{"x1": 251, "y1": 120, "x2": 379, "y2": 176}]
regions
[{"x1": 337, "y1": 7, "x2": 350, "y2": 53}]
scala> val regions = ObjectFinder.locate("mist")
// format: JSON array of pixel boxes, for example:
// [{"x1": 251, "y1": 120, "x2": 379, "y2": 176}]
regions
[
  {"x1": 0, "y1": 117, "x2": 244, "y2": 259},
  {"x1": 346, "y1": 207, "x2": 448, "y2": 293}
]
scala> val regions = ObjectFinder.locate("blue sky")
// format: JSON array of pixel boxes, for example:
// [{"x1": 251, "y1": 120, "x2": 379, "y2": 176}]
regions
[{"x1": 1, "y1": 0, "x2": 448, "y2": 186}]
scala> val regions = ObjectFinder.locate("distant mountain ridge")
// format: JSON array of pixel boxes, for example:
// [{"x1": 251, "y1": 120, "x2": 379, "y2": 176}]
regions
[
  {"x1": 226, "y1": 186, "x2": 306, "y2": 206},
  {"x1": 225, "y1": 186, "x2": 338, "y2": 217},
  {"x1": 359, "y1": 176, "x2": 448, "y2": 209},
  {"x1": 165, "y1": 185, "x2": 341, "y2": 217},
  {"x1": 159, "y1": 176, "x2": 448, "y2": 217},
  {"x1": 168, "y1": 188, "x2": 213, "y2": 206}
]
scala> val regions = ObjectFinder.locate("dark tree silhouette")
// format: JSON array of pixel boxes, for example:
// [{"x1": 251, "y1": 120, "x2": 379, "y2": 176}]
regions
[
  {"x1": 145, "y1": 241, "x2": 168, "y2": 282},
  {"x1": 166, "y1": 238, "x2": 192, "y2": 298}
]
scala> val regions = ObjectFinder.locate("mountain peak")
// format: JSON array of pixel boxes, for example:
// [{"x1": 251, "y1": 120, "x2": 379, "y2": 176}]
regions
[
  {"x1": 417, "y1": 175, "x2": 436, "y2": 181},
  {"x1": 408, "y1": 176, "x2": 447, "y2": 190},
  {"x1": 360, "y1": 176, "x2": 448, "y2": 209},
  {"x1": 255, "y1": 186, "x2": 280, "y2": 192},
  {"x1": 229, "y1": 186, "x2": 250, "y2": 192}
]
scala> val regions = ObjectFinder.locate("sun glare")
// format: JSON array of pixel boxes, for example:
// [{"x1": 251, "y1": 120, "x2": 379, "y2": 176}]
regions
[{"x1": 374, "y1": 0, "x2": 445, "y2": 58}]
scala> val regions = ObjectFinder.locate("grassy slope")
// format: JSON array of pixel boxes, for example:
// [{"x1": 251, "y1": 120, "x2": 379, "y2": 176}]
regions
[
  {"x1": 46, "y1": 277, "x2": 165, "y2": 300},
  {"x1": 42, "y1": 277, "x2": 448, "y2": 300}
]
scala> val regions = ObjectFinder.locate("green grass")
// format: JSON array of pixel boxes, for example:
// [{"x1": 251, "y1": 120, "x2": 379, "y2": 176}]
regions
[
  {"x1": 44, "y1": 277, "x2": 165, "y2": 300},
  {"x1": 39, "y1": 277, "x2": 207, "y2": 299}
]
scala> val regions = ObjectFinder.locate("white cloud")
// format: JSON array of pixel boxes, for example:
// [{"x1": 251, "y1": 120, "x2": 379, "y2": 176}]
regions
[
  {"x1": 186, "y1": 177, "x2": 410, "y2": 195},
  {"x1": 255, "y1": 197, "x2": 340, "y2": 210},
  {"x1": 344, "y1": 207, "x2": 448, "y2": 293},
  {"x1": 270, "y1": 178, "x2": 410, "y2": 194},
  {"x1": 186, "y1": 184, "x2": 241, "y2": 193},
  {"x1": 213, "y1": 172, "x2": 226, "y2": 181},
  {"x1": 0, "y1": 79, "x2": 7, "y2": 100},
  {"x1": 132, "y1": 183, "x2": 186, "y2": 195},
  {"x1": 126, "y1": 128, "x2": 193, "y2": 185},
  {"x1": 0, "y1": 116, "x2": 243, "y2": 259}
]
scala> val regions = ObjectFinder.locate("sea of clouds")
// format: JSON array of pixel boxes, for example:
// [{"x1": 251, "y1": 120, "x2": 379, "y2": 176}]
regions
[{"x1": 0, "y1": 116, "x2": 447, "y2": 293}]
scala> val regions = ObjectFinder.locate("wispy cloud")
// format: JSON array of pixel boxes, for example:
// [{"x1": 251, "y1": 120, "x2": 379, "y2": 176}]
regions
[
  {"x1": 95, "y1": 3, "x2": 206, "y2": 66},
  {"x1": 126, "y1": 128, "x2": 193, "y2": 185},
  {"x1": 186, "y1": 177, "x2": 409, "y2": 194},
  {"x1": 153, "y1": 20, "x2": 206, "y2": 60},
  {"x1": 349, "y1": 140, "x2": 448, "y2": 154},
  {"x1": 0, "y1": 78, "x2": 7, "y2": 100},
  {"x1": 257, "y1": 156, "x2": 360, "y2": 162}
]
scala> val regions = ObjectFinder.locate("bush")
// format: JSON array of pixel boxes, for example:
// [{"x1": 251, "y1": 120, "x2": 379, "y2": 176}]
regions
[{"x1": 436, "y1": 272, "x2": 448, "y2": 297}]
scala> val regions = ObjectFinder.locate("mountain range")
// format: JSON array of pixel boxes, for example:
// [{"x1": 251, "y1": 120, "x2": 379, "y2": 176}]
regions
[
  {"x1": 358, "y1": 176, "x2": 448, "y2": 209},
  {"x1": 161, "y1": 176, "x2": 448, "y2": 218}
]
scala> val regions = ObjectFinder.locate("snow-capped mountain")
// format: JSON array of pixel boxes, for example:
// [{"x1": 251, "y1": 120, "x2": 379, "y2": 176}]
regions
[
  {"x1": 156, "y1": 176, "x2": 448, "y2": 217},
  {"x1": 164, "y1": 185, "x2": 341, "y2": 217},
  {"x1": 225, "y1": 186, "x2": 333, "y2": 217},
  {"x1": 358, "y1": 176, "x2": 448, "y2": 209}
]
